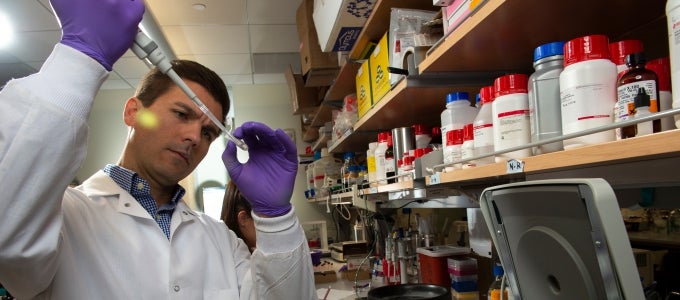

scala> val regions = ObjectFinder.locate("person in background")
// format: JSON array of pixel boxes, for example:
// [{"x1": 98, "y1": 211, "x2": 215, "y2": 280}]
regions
[
  {"x1": 221, "y1": 181, "x2": 256, "y2": 252},
  {"x1": 0, "y1": 0, "x2": 314, "y2": 299}
]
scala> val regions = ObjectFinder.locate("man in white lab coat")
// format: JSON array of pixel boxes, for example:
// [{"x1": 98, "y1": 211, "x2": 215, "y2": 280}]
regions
[{"x1": 0, "y1": 0, "x2": 315, "y2": 299}]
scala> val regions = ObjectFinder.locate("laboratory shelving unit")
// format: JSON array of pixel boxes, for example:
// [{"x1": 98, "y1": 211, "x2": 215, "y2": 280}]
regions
[{"x1": 300, "y1": 0, "x2": 679, "y2": 210}]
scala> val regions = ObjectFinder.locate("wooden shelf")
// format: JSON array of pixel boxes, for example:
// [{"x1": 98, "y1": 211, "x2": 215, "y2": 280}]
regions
[
  {"x1": 420, "y1": 0, "x2": 668, "y2": 74},
  {"x1": 428, "y1": 129, "x2": 680, "y2": 188},
  {"x1": 324, "y1": 61, "x2": 360, "y2": 101},
  {"x1": 328, "y1": 74, "x2": 494, "y2": 153}
]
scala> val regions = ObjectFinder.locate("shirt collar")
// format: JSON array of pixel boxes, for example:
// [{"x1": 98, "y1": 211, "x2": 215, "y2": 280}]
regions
[{"x1": 103, "y1": 164, "x2": 185, "y2": 208}]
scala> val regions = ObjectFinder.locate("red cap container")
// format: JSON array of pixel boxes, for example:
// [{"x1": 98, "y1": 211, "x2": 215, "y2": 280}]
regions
[
  {"x1": 609, "y1": 39, "x2": 644, "y2": 66},
  {"x1": 378, "y1": 131, "x2": 390, "y2": 143},
  {"x1": 646, "y1": 57, "x2": 671, "y2": 91},
  {"x1": 412, "y1": 124, "x2": 430, "y2": 136},
  {"x1": 563, "y1": 35, "x2": 611, "y2": 67},
  {"x1": 494, "y1": 74, "x2": 528, "y2": 98},
  {"x1": 479, "y1": 85, "x2": 495, "y2": 104}
]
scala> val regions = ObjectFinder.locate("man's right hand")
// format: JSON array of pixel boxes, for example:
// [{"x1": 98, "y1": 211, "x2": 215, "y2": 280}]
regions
[{"x1": 50, "y1": 0, "x2": 145, "y2": 71}]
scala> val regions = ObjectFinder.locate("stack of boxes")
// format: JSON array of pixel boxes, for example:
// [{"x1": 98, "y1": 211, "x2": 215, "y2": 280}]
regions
[
  {"x1": 448, "y1": 256, "x2": 479, "y2": 299},
  {"x1": 356, "y1": 32, "x2": 390, "y2": 119}
]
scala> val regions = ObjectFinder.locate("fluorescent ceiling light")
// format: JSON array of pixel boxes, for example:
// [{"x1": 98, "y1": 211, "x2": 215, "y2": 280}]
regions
[{"x1": 0, "y1": 12, "x2": 12, "y2": 48}]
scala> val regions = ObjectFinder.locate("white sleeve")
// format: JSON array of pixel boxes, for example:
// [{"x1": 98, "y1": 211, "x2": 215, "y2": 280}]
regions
[
  {"x1": 245, "y1": 208, "x2": 317, "y2": 300},
  {"x1": 0, "y1": 44, "x2": 108, "y2": 299}
]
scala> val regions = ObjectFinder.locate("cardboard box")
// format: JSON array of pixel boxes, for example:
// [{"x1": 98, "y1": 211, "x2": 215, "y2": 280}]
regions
[
  {"x1": 314, "y1": 271, "x2": 338, "y2": 284},
  {"x1": 297, "y1": 0, "x2": 339, "y2": 86},
  {"x1": 369, "y1": 33, "x2": 390, "y2": 104},
  {"x1": 312, "y1": 0, "x2": 375, "y2": 52},
  {"x1": 356, "y1": 60, "x2": 372, "y2": 118},
  {"x1": 443, "y1": 0, "x2": 487, "y2": 35},
  {"x1": 285, "y1": 65, "x2": 320, "y2": 115}
]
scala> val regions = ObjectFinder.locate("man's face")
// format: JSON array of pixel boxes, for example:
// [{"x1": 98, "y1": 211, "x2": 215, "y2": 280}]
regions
[{"x1": 123, "y1": 80, "x2": 223, "y2": 187}]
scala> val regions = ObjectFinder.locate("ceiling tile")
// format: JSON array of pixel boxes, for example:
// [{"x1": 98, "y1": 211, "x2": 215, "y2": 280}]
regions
[
  {"x1": 164, "y1": 25, "x2": 250, "y2": 55},
  {"x1": 4, "y1": 0, "x2": 59, "y2": 31},
  {"x1": 6, "y1": 31, "x2": 60, "y2": 62},
  {"x1": 253, "y1": 73, "x2": 286, "y2": 85},
  {"x1": 252, "y1": 53, "x2": 300, "y2": 74},
  {"x1": 221, "y1": 74, "x2": 254, "y2": 85},
  {"x1": 249, "y1": 25, "x2": 299, "y2": 53},
  {"x1": 146, "y1": 0, "x2": 247, "y2": 25},
  {"x1": 179, "y1": 53, "x2": 252, "y2": 75},
  {"x1": 247, "y1": 0, "x2": 301, "y2": 25},
  {"x1": 112, "y1": 56, "x2": 156, "y2": 79}
]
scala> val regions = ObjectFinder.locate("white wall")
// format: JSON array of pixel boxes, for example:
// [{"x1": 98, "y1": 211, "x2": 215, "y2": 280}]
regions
[{"x1": 76, "y1": 89, "x2": 130, "y2": 182}]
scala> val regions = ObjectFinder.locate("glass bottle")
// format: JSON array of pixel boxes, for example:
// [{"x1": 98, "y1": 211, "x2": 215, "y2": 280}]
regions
[{"x1": 616, "y1": 52, "x2": 661, "y2": 139}]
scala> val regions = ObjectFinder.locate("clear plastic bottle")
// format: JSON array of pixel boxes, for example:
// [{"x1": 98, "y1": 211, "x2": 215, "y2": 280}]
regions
[
  {"x1": 560, "y1": 34, "x2": 617, "y2": 149},
  {"x1": 528, "y1": 41, "x2": 564, "y2": 155},
  {"x1": 375, "y1": 132, "x2": 390, "y2": 186},
  {"x1": 616, "y1": 52, "x2": 660, "y2": 139},
  {"x1": 473, "y1": 86, "x2": 496, "y2": 166},
  {"x1": 488, "y1": 264, "x2": 508, "y2": 300},
  {"x1": 460, "y1": 123, "x2": 475, "y2": 169},
  {"x1": 493, "y1": 74, "x2": 532, "y2": 162},
  {"x1": 441, "y1": 92, "x2": 478, "y2": 168},
  {"x1": 341, "y1": 152, "x2": 359, "y2": 189}
]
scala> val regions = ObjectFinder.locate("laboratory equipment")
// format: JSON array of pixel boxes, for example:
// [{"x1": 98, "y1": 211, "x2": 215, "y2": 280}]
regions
[
  {"x1": 479, "y1": 178, "x2": 645, "y2": 299},
  {"x1": 130, "y1": 30, "x2": 248, "y2": 151}
]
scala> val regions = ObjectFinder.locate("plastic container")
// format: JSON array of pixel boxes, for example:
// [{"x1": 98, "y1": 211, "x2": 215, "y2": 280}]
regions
[
  {"x1": 413, "y1": 124, "x2": 432, "y2": 149},
  {"x1": 492, "y1": 74, "x2": 532, "y2": 162},
  {"x1": 444, "y1": 129, "x2": 463, "y2": 171},
  {"x1": 460, "y1": 123, "x2": 475, "y2": 169},
  {"x1": 560, "y1": 34, "x2": 617, "y2": 149},
  {"x1": 487, "y1": 265, "x2": 508, "y2": 300},
  {"x1": 528, "y1": 41, "x2": 565, "y2": 155},
  {"x1": 416, "y1": 245, "x2": 470, "y2": 287},
  {"x1": 473, "y1": 86, "x2": 496, "y2": 166},
  {"x1": 667, "y1": 0, "x2": 680, "y2": 129},
  {"x1": 616, "y1": 52, "x2": 660, "y2": 139},
  {"x1": 447, "y1": 257, "x2": 478, "y2": 276},
  {"x1": 375, "y1": 132, "x2": 390, "y2": 185},
  {"x1": 609, "y1": 39, "x2": 644, "y2": 76},
  {"x1": 366, "y1": 142, "x2": 378, "y2": 187},
  {"x1": 646, "y1": 57, "x2": 675, "y2": 131},
  {"x1": 451, "y1": 279, "x2": 478, "y2": 293},
  {"x1": 440, "y1": 92, "x2": 478, "y2": 160}
]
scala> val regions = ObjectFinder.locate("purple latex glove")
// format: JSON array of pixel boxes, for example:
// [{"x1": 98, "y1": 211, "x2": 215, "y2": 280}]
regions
[
  {"x1": 222, "y1": 122, "x2": 298, "y2": 217},
  {"x1": 50, "y1": 0, "x2": 145, "y2": 71}
]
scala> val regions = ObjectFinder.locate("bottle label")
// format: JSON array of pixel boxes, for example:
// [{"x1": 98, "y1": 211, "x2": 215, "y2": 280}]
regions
[
  {"x1": 561, "y1": 83, "x2": 613, "y2": 126},
  {"x1": 385, "y1": 157, "x2": 395, "y2": 173},
  {"x1": 615, "y1": 80, "x2": 658, "y2": 139},
  {"x1": 496, "y1": 109, "x2": 530, "y2": 147},
  {"x1": 473, "y1": 123, "x2": 493, "y2": 147}
]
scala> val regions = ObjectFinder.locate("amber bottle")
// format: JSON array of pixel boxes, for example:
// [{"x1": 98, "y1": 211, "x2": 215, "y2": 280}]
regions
[{"x1": 617, "y1": 52, "x2": 661, "y2": 139}]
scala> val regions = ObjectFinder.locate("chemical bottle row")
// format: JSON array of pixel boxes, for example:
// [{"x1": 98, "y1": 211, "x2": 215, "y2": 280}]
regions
[{"x1": 438, "y1": 33, "x2": 678, "y2": 171}]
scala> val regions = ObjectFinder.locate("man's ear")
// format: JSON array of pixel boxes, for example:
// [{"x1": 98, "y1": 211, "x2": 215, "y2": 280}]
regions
[{"x1": 123, "y1": 97, "x2": 141, "y2": 126}]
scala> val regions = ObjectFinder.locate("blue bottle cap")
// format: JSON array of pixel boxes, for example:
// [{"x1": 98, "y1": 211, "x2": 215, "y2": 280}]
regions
[
  {"x1": 446, "y1": 92, "x2": 470, "y2": 104},
  {"x1": 344, "y1": 152, "x2": 355, "y2": 160},
  {"x1": 533, "y1": 41, "x2": 565, "y2": 62},
  {"x1": 493, "y1": 264, "x2": 505, "y2": 276}
]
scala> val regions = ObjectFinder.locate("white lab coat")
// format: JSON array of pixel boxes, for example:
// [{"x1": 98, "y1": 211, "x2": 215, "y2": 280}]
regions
[{"x1": 0, "y1": 45, "x2": 315, "y2": 299}]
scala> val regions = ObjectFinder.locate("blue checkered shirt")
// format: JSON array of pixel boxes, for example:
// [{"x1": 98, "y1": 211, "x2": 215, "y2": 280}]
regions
[{"x1": 103, "y1": 164, "x2": 185, "y2": 240}]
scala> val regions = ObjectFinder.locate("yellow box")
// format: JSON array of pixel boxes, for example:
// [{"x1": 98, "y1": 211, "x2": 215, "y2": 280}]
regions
[
  {"x1": 369, "y1": 32, "x2": 390, "y2": 104},
  {"x1": 356, "y1": 59, "x2": 372, "y2": 118}
]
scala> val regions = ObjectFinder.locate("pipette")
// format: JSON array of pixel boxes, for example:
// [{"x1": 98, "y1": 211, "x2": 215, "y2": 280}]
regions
[{"x1": 130, "y1": 30, "x2": 248, "y2": 151}]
